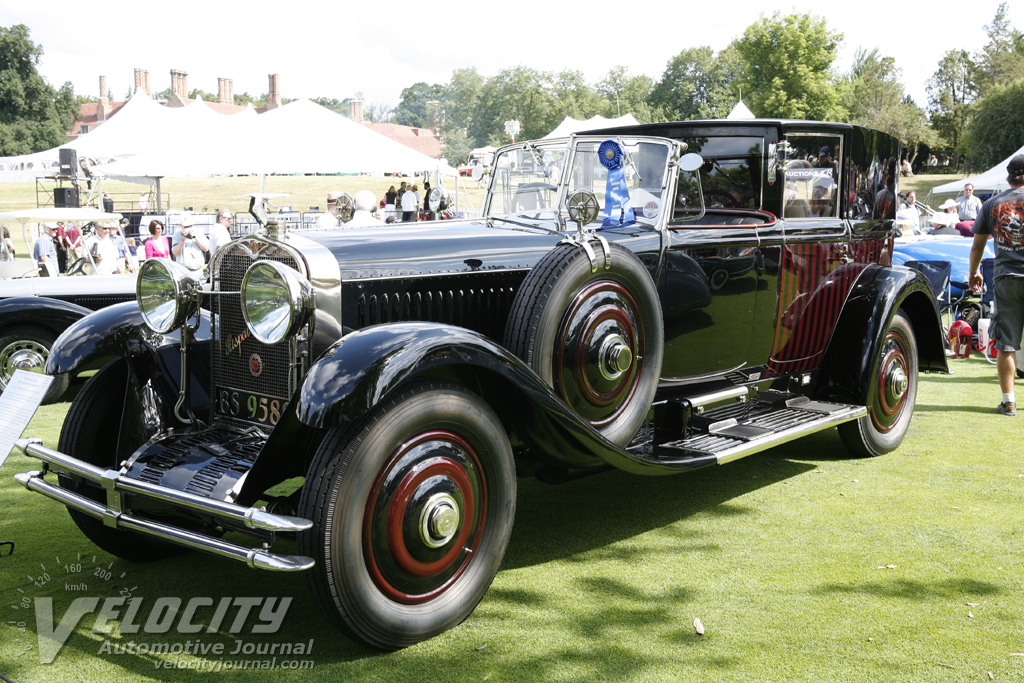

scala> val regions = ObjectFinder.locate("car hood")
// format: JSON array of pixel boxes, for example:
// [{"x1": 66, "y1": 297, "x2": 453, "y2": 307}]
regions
[{"x1": 298, "y1": 217, "x2": 572, "y2": 280}]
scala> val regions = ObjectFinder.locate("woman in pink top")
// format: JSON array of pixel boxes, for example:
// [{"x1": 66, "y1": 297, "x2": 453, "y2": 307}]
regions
[{"x1": 144, "y1": 220, "x2": 170, "y2": 259}]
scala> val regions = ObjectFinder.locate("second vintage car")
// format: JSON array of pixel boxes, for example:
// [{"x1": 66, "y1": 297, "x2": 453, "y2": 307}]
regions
[{"x1": 12, "y1": 119, "x2": 945, "y2": 650}]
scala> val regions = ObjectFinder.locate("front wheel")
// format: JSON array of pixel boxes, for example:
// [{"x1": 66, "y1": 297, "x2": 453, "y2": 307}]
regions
[
  {"x1": 838, "y1": 310, "x2": 918, "y2": 457},
  {"x1": 298, "y1": 382, "x2": 516, "y2": 650}
]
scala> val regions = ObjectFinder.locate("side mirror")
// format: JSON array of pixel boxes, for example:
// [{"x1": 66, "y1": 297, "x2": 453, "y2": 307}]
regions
[
  {"x1": 679, "y1": 153, "x2": 704, "y2": 173},
  {"x1": 470, "y1": 164, "x2": 483, "y2": 182}
]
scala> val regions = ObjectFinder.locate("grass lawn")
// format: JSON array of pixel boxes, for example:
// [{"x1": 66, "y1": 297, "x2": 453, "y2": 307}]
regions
[{"x1": 1, "y1": 353, "x2": 1022, "y2": 682}]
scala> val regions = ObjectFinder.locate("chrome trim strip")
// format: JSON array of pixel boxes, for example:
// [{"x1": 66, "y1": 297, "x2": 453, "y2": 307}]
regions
[
  {"x1": 15, "y1": 438, "x2": 312, "y2": 533},
  {"x1": 689, "y1": 386, "x2": 749, "y2": 409},
  {"x1": 14, "y1": 471, "x2": 313, "y2": 572}
]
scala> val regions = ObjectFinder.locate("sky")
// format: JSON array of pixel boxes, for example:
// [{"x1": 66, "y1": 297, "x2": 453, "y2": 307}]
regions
[{"x1": 3, "y1": 1, "x2": 1020, "y2": 115}]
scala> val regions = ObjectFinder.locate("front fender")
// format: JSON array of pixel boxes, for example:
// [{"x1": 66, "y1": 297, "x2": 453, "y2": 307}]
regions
[
  {"x1": 818, "y1": 264, "x2": 947, "y2": 405},
  {"x1": 0, "y1": 296, "x2": 92, "y2": 338},
  {"x1": 45, "y1": 301, "x2": 211, "y2": 376},
  {"x1": 292, "y1": 322, "x2": 679, "y2": 476}
]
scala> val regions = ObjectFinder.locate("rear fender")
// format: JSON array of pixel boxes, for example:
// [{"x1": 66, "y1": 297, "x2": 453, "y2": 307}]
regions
[
  {"x1": 817, "y1": 265, "x2": 947, "y2": 405},
  {"x1": 0, "y1": 296, "x2": 92, "y2": 338}
]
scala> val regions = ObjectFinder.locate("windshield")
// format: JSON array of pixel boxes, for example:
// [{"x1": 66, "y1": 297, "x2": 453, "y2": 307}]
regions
[
  {"x1": 563, "y1": 139, "x2": 674, "y2": 227},
  {"x1": 485, "y1": 137, "x2": 682, "y2": 228},
  {"x1": 486, "y1": 141, "x2": 569, "y2": 218}
]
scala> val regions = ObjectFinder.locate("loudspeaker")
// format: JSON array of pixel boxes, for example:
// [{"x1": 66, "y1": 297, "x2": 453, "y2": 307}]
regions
[
  {"x1": 59, "y1": 149, "x2": 78, "y2": 177},
  {"x1": 54, "y1": 187, "x2": 79, "y2": 208}
]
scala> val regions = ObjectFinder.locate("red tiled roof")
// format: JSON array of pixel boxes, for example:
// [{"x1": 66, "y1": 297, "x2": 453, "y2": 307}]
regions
[
  {"x1": 361, "y1": 121, "x2": 443, "y2": 158},
  {"x1": 68, "y1": 101, "x2": 128, "y2": 138}
]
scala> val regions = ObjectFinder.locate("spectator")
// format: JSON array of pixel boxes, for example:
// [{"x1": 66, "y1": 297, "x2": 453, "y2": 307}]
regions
[
  {"x1": 956, "y1": 183, "x2": 982, "y2": 222},
  {"x1": 401, "y1": 184, "x2": 418, "y2": 222},
  {"x1": 144, "y1": 220, "x2": 170, "y2": 259},
  {"x1": 84, "y1": 222, "x2": 120, "y2": 275},
  {"x1": 900, "y1": 158, "x2": 913, "y2": 177},
  {"x1": 318, "y1": 193, "x2": 340, "y2": 229},
  {"x1": 209, "y1": 209, "x2": 233, "y2": 255},
  {"x1": 33, "y1": 223, "x2": 59, "y2": 272},
  {"x1": 109, "y1": 219, "x2": 134, "y2": 272},
  {"x1": 63, "y1": 221, "x2": 83, "y2": 261},
  {"x1": 968, "y1": 154, "x2": 1024, "y2": 416},
  {"x1": 1, "y1": 226, "x2": 15, "y2": 261},
  {"x1": 171, "y1": 214, "x2": 209, "y2": 275},
  {"x1": 895, "y1": 191, "x2": 920, "y2": 234},
  {"x1": 139, "y1": 192, "x2": 150, "y2": 212},
  {"x1": 54, "y1": 221, "x2": 69, "y2": 273},
  {"x1": 422, "y1": 181, "x2": 435, "y2": 221},
  {"x1": 384, "y1": 185, "x2": 398, "y2": 221},
  {"x1": 102, "y1": 193, "x2": 114, "y2": 213},
  {"x1": 347, "y1": 190, "x2": 385, "y2": 227}
]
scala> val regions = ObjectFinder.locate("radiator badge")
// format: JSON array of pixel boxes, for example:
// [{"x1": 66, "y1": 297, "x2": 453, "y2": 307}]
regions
[
  {"x1": 225, "y1": 330, "x2": 248, "y2": 356},
  {"x1": 249, "y1": 353, "x2": 264, "y2": 378}
]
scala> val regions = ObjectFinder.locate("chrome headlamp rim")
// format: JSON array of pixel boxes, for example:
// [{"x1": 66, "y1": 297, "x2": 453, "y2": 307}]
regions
[
  {"x1": 240, "y1": 260, "x2": 314, "y2": 345},
  {"x1": 136, "y1": 258, "x2": 202, "y2": 334}
]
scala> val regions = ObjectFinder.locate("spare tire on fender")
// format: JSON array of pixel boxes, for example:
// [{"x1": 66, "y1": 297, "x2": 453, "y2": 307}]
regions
[{"x1": 504, "y1": 241, "x2": 663, "y2": 446}]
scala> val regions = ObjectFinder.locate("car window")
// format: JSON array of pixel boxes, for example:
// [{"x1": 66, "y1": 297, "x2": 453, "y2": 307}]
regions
[
  {"x1": 488, "y1": 142, "x2": 568, "y2": 217},
  {"x1": 564, "y1": 140, "x2": 672, "y2": 226},
  {"x1": 671, "y1": 136, "x2": 763, "y2": 222},
  {"x1": 782, "y1": 134, "x2": 842, "y2": 219}
]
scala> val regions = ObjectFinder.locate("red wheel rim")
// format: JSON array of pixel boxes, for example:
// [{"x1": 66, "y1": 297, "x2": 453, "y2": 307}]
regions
[{"x1": 363, "y1": 430, "x2": 487, "y2": 604}]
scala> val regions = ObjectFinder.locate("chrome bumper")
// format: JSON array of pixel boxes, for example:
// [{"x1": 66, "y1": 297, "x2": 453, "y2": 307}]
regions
[{"x1": 14, "y1": 438, "x2": 315, "y2": 572}]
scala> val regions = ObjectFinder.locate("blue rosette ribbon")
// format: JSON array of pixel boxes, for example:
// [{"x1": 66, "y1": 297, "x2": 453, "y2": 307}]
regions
[{"x1": 598, "y1": 140, "x2": 635, "y2": 226}]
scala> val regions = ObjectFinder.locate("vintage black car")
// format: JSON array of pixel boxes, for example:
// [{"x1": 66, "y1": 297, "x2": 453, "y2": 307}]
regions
[
  {"x1": 0, "y1": 274, "x2": 137, "y2": 403},
  {"x1": 12, "y1": 120, "x2": 946, "y2": 650}
]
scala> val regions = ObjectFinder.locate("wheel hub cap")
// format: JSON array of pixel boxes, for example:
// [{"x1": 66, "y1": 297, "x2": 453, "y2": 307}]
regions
[
  {"x1": 0, "y1": 340, "x2": 48, "y2": 390},
  {"x1": 598, "y1": 334, "x2": 633, "y2": 379},
  {"x1": 420, "y1": 493, "x2": 460, "y2": 548},
  {"x1": 887, "y1": 366, "x2": 908, "y2": 402}
]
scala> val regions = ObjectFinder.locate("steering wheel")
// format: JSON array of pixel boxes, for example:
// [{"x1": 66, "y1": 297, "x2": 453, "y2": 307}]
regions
[{"x1": 66, "y1": 257, "x2": 87, "y2": 276}]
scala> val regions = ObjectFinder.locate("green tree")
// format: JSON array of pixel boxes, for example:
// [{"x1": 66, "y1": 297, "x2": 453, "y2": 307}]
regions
[
  {"x1": 927, "y1": 49, "x2": 976, "y2": 166},
  {"x1": 233, "y1": 91, "x2": 267, "y2": 108},
  {"x1": 974, "y1": 2, "x2": 1024, "y2": 97},
  {"x1": 393, "y1": 82, "x2": 444, "y2": 128},
  {"x1": 733, "y1": 12, "x2": 846, "y2": 121},
  {"x1": 188, "y1": 88, "x2": 217, "y2": 103},
  {"x1": 475, "y1": 66, "x2": 554, "y2": 144},
  {"x1": 549, "y1": 70, "x2": 604, "y2": 122},
  {"x1": 312, "y1": 96, "x2": 350, "y2": 116},
  {"x1": 597, "y1": 65, "x2": 655, "y2": 123},
  {"x1": 0, "y1": 24, "x2": 80, "y2": 155},
  {"x1": 963, "y1": 81, "x2": 1024, "y2": 169},
  {"x1": 650, "y1": 46, "x2": 740, "y2": 121}
]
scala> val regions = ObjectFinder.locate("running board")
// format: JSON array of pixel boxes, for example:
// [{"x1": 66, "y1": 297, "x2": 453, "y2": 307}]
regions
[{"x1": 650, "y1": 397, "x2": 865, "y2": 467}]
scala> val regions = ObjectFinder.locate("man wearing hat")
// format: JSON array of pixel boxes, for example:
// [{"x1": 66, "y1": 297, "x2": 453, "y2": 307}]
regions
[
  {"x1": 319, "y1": 193, "x2": 341, "y2": 229},
  {"x1": 83, "y1": 222, "x2": 120, "y2": 275},
  {"x1": 171, "y1": 214, "x2": 209, "y2": 275},
  {"x1": 33, "y1": 223, "x2": 59, "y2": 273},
  {"x1": 969, "y1": 154, "x2": 1024, "y2": 416}
]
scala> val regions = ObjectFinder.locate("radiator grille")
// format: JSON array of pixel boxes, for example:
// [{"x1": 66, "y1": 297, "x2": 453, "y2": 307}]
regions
[
  {"x1": 211, "y1": 241, "x2": 304, "y2": 429},
  {"x1": 355, "y1": 286, "x2": 517, "y2": 340}
]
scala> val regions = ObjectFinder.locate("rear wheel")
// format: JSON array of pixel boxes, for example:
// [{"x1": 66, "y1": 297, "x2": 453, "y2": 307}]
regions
[
  {"x1": 838, "y1": 310, "x2": 918, "y2": 457},
  {"x1": 57, "y1": 360, "x2": 183, "y2": 561},
  {"x1": 0, "y1": 326, "x2": 69, "y2": 404},
  {"x1": 298, "y1": 382, "x2": 515, "y2": 650}
]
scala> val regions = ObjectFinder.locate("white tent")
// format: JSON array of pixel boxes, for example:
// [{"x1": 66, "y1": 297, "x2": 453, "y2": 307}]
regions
[
  {"x1": 543, "y1": 114, "x2": 640, "y2": 139},
  {"x1": 95, "y1": 98, "x2": 449, "y2": 181},
  {"x1": 930, "y1": 143, "x2": 1024, "y2": 199},
  {"x1": 727, "y1": 100, "x2": 756, "y2": 120}
]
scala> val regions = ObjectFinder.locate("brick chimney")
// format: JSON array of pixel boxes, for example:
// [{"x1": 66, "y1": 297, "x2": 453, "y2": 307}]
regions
[
  {"x1": 217, "y1": 78, "x2": 233, "y2": 105},
  {"x1": 133, "y1": 68, "x2": 151, "y2": 95},
  {"x1": 267, "y1": 73, "x2": 282, "y2": 110},
  {"x1": 350, "y1": 99, "x2": 364, "y2": 123},
  {"x1": 97, "y1": 76, "x2": 110, "y2": 121},
  {"x1": 170, "y1": 69, "x2": 189, "y2": 99}
]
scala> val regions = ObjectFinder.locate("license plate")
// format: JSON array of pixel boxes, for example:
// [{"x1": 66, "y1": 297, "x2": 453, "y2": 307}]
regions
[{"x1": 215, "y1": 387, "x2": 287, "y2": 427}]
